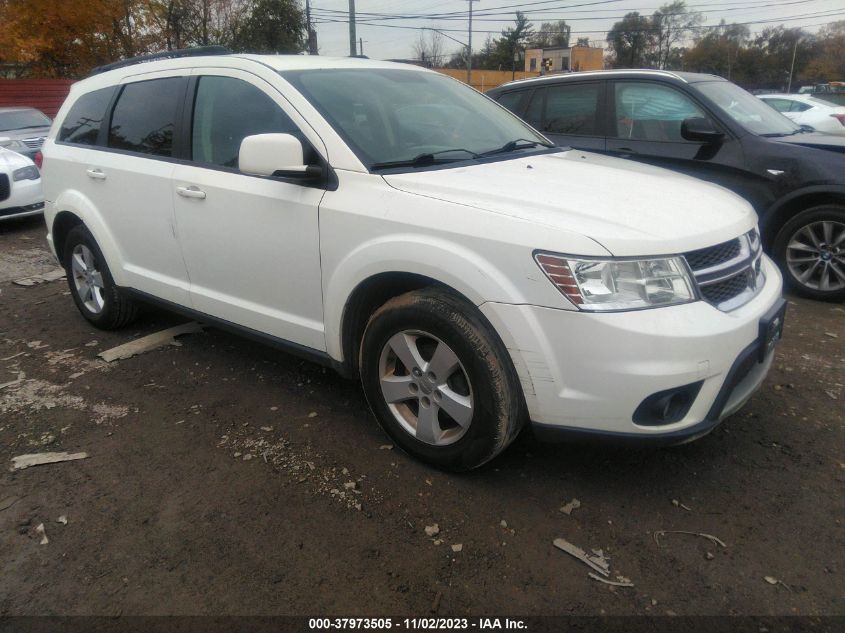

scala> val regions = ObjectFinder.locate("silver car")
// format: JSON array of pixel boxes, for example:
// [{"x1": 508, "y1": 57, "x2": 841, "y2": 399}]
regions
[{"x1": 0, "y1": 107, "x2": 52, "y2": 160}]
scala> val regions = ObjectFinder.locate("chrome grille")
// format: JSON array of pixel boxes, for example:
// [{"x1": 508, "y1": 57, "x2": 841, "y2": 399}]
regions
[
  {"x1": 21, "y1": 137, "x2": 45, "y2": 150},
  {"x1": 683, "y1": 229, "x2": 764, "y2": 311}
]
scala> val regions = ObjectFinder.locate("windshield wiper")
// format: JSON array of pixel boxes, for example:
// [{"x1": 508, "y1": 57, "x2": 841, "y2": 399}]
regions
[
  {"x1": 370, "y1": 148, "x2": 481, "y2": 171},
  {"x1": 480, "y1": 138, "x2": 554, "y2": 156}
]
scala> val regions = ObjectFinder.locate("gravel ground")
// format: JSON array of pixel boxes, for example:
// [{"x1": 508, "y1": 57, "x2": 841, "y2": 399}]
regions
[{"x1": 1, "y1": 216, "x2": 843, "y2": 618}]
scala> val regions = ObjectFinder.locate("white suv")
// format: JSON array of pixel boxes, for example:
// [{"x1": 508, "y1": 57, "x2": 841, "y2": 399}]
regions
[{"x1": 41, "y1": 51, "x2": 785, "y2": 470}]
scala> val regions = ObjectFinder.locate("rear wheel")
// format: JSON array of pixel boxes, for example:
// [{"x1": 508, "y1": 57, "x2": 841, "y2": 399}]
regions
[
  {"x1": 63, "y1": 225, "x2": 138, "y2": 329},
  {"x1": 359, "y1": 288, "x2": 525, "y2": 471},
  {"x1": 773, "y1": 205, "x2": 845, "y2": 302}
]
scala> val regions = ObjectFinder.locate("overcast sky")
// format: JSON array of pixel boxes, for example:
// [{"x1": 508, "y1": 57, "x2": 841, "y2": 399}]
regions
[{"x1": 307, "y1": 0, "x2": 843, "y2": 60}]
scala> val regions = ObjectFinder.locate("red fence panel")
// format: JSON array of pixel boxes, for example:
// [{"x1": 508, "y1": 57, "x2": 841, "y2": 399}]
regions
[{"x1": 0, "y1": 79, "x2": 76, "y2": 119}]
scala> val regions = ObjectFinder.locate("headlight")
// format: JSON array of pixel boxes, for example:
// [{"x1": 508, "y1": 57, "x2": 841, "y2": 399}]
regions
[
  {"x1": 12, "y1": 165, "x2": 40, "y2": 181},
  {"x1": 535, "y1": 252, "x2": 696, "y2": 311}
]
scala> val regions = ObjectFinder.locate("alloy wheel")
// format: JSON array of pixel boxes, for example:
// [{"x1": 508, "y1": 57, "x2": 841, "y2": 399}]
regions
[
  {"x1": 378, "y1": 330, "x2": 473, "y2": 446},
  {"x1": 786, "y1": 220, "x2": 845, "y2": 292},
  {"x1": 71, "y1": 244, "x2": 106, "y2": 314}
]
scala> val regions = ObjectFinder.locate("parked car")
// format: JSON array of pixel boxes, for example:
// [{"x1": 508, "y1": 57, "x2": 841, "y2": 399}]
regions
[
  {"x1": 0, "y1": 107, "x2": 52, "y2": 160},
  {"x1": 42, "y1": 51, "x2": 784, "y2": 470},
  {"x1": 0, "y1": 145, "x2": 44, "y2": 222},
  {"x1": 488, "y1": 70, "x2": 845, "y2": 301},
  {"x1": 758, "y1": 93, "x2": 845, "y2": 136}
]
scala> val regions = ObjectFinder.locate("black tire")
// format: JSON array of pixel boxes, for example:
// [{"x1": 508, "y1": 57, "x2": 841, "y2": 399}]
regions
[
  {"x1": 359, "y1": 288, "x2": 525, "y2": 471},
  {"x1": 773, "y1": 205, "x2": 845, "y2": 302},
  {"x1": 62, "y1": 225, "x2": 138, "y2": 329}
]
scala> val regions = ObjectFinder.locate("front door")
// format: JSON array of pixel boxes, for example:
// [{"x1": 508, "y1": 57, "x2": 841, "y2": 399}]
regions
[
  {"x1": 172, "y1": 71, "x2": 326, "y2": 350},
  {"x1": 605, "y1": 80, "x2": 748, "y2": 195}
]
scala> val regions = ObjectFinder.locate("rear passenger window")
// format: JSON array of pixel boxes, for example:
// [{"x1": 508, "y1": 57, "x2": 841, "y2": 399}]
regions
[
  {"x1": 523, "y1": 88, "x2": 545, "y2": 129},
  {"x1": 59, "y1": 87, "x2": 114, "y2": 146},
  {"x1": 108, "y1": 78, "x2": 184, "y2": 157},
  {"x1": 544, "y1": 83, "x2": 600, "y2": 135},
  {"x1": 191, "y1": 76, "x2": 299, "y2": 168}
]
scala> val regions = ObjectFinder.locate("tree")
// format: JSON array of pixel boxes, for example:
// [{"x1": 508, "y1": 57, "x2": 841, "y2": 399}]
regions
[
  {"x1": 802, "y1": 21, "x2": 845, "y2": 82},
  {"x1": 530, "y1": 20, "x2": 570, "y2": 49},
  {"x1": 684, "y1": 21, "x2": 749, "y2": 79},
  {"x1": 575, "y1": 37, "x2": 591, "y2": 47},
  {"x1": 231, "y1": 0, "x2": 304, "y2": 53},
  {"x1": 412, "y1": 30, "x2": 446, "y2": 66},
  {"x1": 651, "y1": 1, "x2": 703, "y2": 69},
  {"x1": 606, "y1": 12, "x2": 654, "y2": 68}
]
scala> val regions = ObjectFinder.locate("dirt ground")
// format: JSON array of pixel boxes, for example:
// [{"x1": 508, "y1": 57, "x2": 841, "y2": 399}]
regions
[{"x1": 1, "y1": 215, "x2": 843, "y2": 618}]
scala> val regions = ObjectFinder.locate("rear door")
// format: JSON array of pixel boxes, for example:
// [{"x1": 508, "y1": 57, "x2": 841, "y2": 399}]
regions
[
  {"x1": 84, "y1": 72, "x2": 190, "y2": 304},
  {"x1": 536, "y1": 81, "x2": 606, "y2": 151},
  {"x1": 605, "y1": 80, "x2": 748, "y2": 191}
]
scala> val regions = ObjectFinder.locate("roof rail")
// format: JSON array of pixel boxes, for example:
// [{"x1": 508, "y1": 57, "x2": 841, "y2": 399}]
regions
[{"x1": 89, "y1": 46, "x2": 231, "y2": 76}]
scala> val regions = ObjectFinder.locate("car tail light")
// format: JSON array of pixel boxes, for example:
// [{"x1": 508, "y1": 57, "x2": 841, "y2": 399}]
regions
[
  {"x1": 831, "y1": 114, "x2": 845, "y2": 127},
  {"x1": 34, "y1": 151, "x2": 43, "y2": 169}
]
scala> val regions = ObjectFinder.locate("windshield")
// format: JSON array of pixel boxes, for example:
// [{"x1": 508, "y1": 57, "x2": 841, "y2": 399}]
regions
[
  {"x1": 697, "y1": 81, "x2": 799, "y2": 136},
  {"x1": 0, "y1": 109, "x2": 51, "y2": 132},
  {"x1": 283, "y1": 68, "x2": 550, "y2": 169}
]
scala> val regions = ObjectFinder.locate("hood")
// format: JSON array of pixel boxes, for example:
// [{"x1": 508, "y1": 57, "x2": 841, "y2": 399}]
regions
[
  {"x1": 382, "y1": 149, "x2": 756, "y2": 256},
  {"x1": 773, "y1": 132, "x2": 845, "y2": 154},
  {"x1": 0, "y1": 146, "x2": 35, "y2": 171}
]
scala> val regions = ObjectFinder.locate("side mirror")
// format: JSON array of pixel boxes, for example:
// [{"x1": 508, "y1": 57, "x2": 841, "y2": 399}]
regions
[
  {"x1": 799, "y1": 124, "x2": 816, "y2": 133},
  {"x1": 238, "y1": 133, "x2": 321, "y2": 179},
  {"x1": 681, "y1": 117, "x2": 725, "y2": 144}
]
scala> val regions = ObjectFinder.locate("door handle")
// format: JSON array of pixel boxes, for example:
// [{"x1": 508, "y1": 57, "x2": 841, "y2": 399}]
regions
[
  {"x1": 86, "y1": 168, "x2": 106, "y2": 180},
  {"x1": 176, "y1": 185, "x2": 206, "y2": 200}
]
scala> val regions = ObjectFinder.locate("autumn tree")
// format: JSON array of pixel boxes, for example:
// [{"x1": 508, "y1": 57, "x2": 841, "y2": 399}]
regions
[
  {"x1": 530, "y1": 20, "x2": 571, "y2": 49},
  {"x1": 231, "y1": 0, "x2": 305, "y2": 53}
]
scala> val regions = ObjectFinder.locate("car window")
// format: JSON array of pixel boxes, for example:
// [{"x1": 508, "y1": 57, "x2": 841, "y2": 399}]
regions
[
  {"x1": 59, "y1": 87, "x2": 114, "y2": 146},
  {"x1": 761, "y1": 98, "x2": 792, "y2": 113},
  {"x1": 523, "y1": 88, "x2": 545, "y2": 129},
  {"x1": 789, "y1": 101, "x2": 812, "y2": 112},
  {"x1": 496, "y1": 90, "x2": 530, "y2": 116},
  {"x1": 544, "y1": 83, "x2": 600, "y2": 135},
  {"x1": 108, "y1": 77, "x2": 184, "y2": 157},
  {"x1": 614, "y1": 82, "x2": 705, "y2": 142},
  {"x1": 284, "y1": 68, "x2": 548, "y2": 168},
  {"x1": 191, "y1": 76, "x2": 299, "y2": 168},
  {"x1": 0, "y1": 108, "x2": 51, "y2": 132}
]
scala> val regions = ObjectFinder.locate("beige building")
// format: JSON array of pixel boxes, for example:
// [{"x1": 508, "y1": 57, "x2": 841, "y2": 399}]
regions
[{"x1": 524, "y1": 45, "x2": 604, "y2": 74}]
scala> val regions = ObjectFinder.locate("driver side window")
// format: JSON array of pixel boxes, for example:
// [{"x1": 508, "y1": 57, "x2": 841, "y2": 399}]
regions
[
  {"x1": 191, "y1": 76, "x2": 302, "y2": 169},
  {"x1": 614, "y1": 82, "x2": 705, "y2": 142}
]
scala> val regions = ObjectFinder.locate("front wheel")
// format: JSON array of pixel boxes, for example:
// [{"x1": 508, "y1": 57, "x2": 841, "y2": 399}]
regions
[
  {"x1": 773, "y1": 205, "x2": 845, "y2": 302},
  {"x1": 359, "y1": 288, "x2": 525, "y2": 471}
]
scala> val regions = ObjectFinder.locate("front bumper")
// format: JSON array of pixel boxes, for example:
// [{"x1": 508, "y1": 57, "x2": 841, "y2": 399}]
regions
[
  {"x1": 1, "y1": 176, "x2": 44, "y2": 221},
  {"x1": 481, "y1": 255, "x2": 784, "y2": 444}
]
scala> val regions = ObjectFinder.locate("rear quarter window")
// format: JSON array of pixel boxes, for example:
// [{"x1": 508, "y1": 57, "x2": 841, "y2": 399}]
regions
[
  {"x1": 108, "y1": 77, "x2": 184, "y2": 157},
  {"x1": 58, "y1": 87, "x2": 114, "y2": 146}
]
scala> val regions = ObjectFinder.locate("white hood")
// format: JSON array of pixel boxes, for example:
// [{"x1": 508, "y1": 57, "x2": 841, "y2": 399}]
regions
[
  {"x1": 382, "y1": 149, "x2": 757, "y2": 256},
  {"x1": 0, "y1": 147, "x2": 35, "y2": 172}
]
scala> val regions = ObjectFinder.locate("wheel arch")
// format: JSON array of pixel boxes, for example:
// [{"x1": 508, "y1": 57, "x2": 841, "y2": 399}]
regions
[
  {"x1": 761, "y1": 186, "x2": 845, "y2": 246},
  {"x1": 50, "y1": 190, "x2": 126, "y2": 285}
]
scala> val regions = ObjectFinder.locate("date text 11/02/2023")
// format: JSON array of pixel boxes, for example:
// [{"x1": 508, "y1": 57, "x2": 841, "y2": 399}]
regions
[{"x1": 308, "y1": 618, "x2": 528, "y2": 630}]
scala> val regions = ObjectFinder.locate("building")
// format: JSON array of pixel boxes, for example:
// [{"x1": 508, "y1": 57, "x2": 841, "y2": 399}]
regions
[{"x1": 524, "y1": 45, "x2": 603, "y2": 74}]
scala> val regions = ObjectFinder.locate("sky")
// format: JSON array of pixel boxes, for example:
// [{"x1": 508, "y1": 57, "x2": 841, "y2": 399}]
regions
[{"x1": 307, "y1": 0, "x2": 845, "y2": 60}]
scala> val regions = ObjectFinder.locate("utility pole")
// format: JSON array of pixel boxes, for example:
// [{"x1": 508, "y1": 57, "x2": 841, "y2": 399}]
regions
[
  {"x1": 359, "y1": 37, "x2": 364, "y2": 56},
  {"x1": 305, "y1": 0, "x2": 318, "y2": 55},
  {"x1": 349, "y1": 0, "x2": 357, "y2": 57},
  {"x1": 787, "y1": 37, "x2": 799, "y2": 93},
  {"x1": 466, "y1": 0, "x2": 479, "y2": 86}
]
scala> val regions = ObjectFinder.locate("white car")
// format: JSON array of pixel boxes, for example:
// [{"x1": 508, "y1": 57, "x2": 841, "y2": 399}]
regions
[
  {"x1": 41, "y1": 51, "x2": 785, "y2": 470},
  {"x1": 0, "y1": 144, "x2": 44, "y2": 221},
  {"x1": 758, "y1": 93, "x2": 845, "y2": 136}
]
